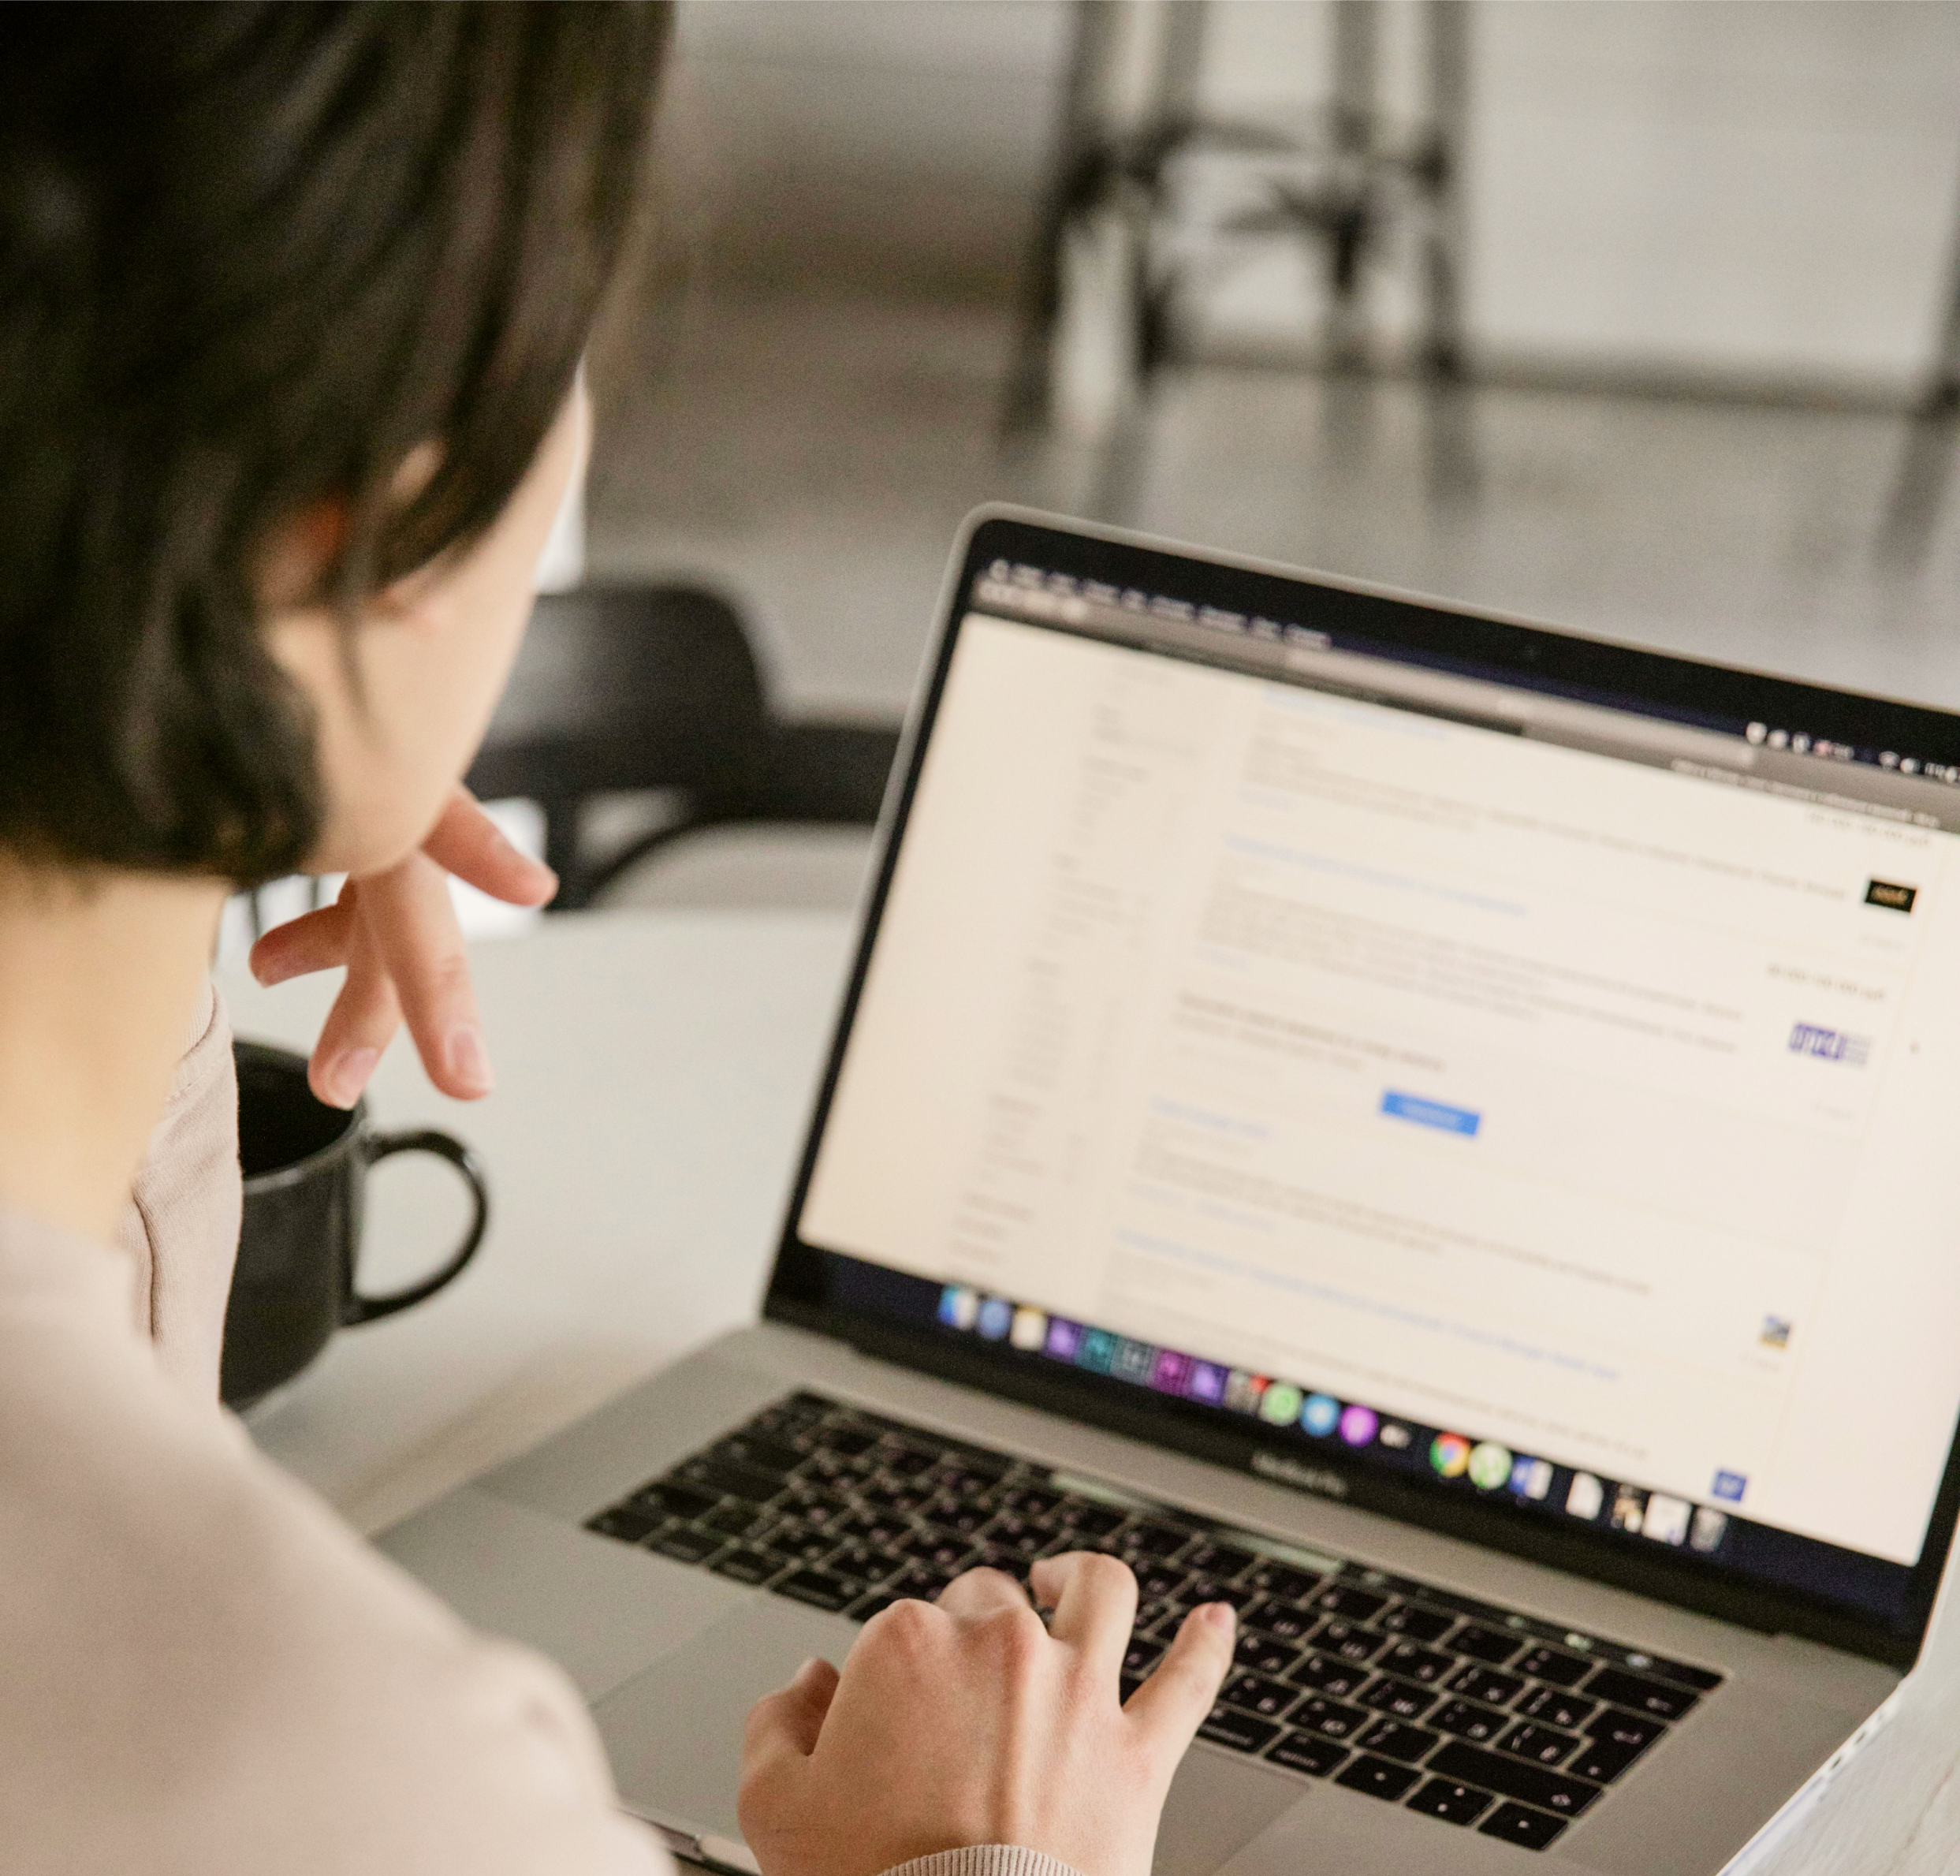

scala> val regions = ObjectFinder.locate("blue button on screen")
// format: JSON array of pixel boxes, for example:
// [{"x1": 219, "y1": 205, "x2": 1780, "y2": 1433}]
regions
[{"x1": 1381, "y1": 1091, "x2": 1481, "y2": 1137}]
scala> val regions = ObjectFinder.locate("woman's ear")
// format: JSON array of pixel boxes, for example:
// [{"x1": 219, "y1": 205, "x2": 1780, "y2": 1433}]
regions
[{"x1": 258, "y1": 498, "x2": 350, "y2": 615}]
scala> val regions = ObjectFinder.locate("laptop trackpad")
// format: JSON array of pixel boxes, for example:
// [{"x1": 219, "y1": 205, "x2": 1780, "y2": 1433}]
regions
[
  {"x1": 595, "y1": 1594, "x2": 861, "y2": 1842},
  {"x1": 594, "y1": 1594, "x2": 1305, "y2": 1875}
]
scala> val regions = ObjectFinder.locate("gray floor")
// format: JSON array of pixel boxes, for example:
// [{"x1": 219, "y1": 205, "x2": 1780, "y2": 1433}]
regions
[{"x1": 583, "y1": 288, "x2": 1960, "y2": 906}]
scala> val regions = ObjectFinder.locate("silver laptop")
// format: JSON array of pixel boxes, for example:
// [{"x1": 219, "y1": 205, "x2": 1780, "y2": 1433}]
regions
[{"x1": 380, "y1": 510, "x2": 1960, "y2": 1876}]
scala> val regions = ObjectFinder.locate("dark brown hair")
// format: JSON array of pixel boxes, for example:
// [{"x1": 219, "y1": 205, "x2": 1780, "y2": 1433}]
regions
[{"x1": 0, "y1": 2, "x2": 669, "y2": 881}]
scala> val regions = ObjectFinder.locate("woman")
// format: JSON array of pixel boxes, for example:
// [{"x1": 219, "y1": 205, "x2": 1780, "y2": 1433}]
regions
[{"x1": 0, "y1": 7, "x2": 1233, "y2": 1873}]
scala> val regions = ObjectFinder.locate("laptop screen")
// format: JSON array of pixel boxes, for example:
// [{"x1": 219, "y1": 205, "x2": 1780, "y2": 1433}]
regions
[{"x1": 775, "y1": 514, "x2": 1960, "y2": 1654}]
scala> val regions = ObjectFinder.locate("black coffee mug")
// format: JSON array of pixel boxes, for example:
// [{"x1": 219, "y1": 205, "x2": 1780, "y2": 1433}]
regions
[{"x1": 222, "y1": 1039, "x2": 490, "y2": 1409}]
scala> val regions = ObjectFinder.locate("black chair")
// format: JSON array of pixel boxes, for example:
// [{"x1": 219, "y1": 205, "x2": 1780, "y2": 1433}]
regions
[{"x1": 464, "y1": 584, "x2": 901, "y2": 912}]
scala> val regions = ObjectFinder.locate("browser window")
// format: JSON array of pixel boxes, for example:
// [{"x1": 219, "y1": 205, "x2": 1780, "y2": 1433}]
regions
[{"x1": 800, "y1": 592, "x2": 1960, "y2": 1580}]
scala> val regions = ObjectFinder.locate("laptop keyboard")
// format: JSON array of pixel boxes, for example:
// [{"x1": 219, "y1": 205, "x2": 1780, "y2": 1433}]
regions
[{"x1": 584, "y1": 1390, "x2": 1722, "y2": 1852}]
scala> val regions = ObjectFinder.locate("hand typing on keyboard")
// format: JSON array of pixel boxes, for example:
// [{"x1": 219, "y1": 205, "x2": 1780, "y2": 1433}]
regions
[{"x1": 738, "y1": 1551, "x2": 1236, "y2": 1876}]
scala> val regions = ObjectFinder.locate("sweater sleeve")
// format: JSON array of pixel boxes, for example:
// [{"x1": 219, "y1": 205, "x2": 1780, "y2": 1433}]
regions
[
  {"x1": 114, "y1": 977, "x2": 241, "y2": 1403},
  {"x1": 876, "y1": 1851, "x2": 1086, "y2": 1876}
]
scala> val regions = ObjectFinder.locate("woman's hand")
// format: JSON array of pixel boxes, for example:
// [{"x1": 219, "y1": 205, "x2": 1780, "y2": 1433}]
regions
[
  {"x1": 248, "y1": 787, "x2": 556, "y2": 1109},
  {"x1": 740, "y1": 1553, "x2": 1235, "y2": 1876}
]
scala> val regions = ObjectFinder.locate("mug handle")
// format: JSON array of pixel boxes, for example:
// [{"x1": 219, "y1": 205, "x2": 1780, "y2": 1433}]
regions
[{"x1": 343, "y1": 1129, "x2": 491, "y2": 1326}]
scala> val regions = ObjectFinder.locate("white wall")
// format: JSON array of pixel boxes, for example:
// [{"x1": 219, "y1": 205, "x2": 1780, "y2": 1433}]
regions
[{"x1": 662, "y1": 0, "x2": 1960, "y2": 396}]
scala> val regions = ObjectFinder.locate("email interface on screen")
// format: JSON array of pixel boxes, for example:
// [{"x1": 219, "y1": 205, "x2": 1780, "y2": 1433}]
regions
[{"x1": 799, "y1": 562, "x2": 1960, "y2": 1610}]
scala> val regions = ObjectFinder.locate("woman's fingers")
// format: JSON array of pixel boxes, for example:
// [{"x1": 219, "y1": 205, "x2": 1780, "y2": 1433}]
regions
[
  {"x1": 360, "y1": 850, "x2": 494, "y2": 1099},
  {"x1": 419, "y1": 786, "x2": 557, "y2": 906},
  {"x1": 1122, "y1": 1602, "x2": 1235, "y2": 1757},
  {"x1": 745, "y1": 1656, "x2": 840, "y2": 1767},
  {"x1": 248, "y1": 897, "x2": 355, "y2": 985},
  {"x1": 306, "y1": 886, "x2": 403, "y2": 1109},
  {"x1": 937, "y1": 1566, "x2": 1033, "y2": 1620},
  {"x1": 1031, "y1": 1550, "x2": 1138, "y2": 1683}
]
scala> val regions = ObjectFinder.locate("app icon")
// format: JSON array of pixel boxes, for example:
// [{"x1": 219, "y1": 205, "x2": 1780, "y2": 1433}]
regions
[
  {"x1": 1301, "y1": 1393, "x2": 1341, "y2": 1437},
  {"x1": 976, "y1": 1296, "x2": 1012, "y2": 1340},
  {"x1": 1010, "y1": 1306, "x2": 1047, "y2": 1352},
  {"x1": 1339, "y1": 1404, "x2": 1379, "y2": 1447},
  {"x1": 1378, "y1": 1423, "x2": 1413, "y2": 1451},
  {"x1": 938, "y1": 1285, "x2": 979, "y2": 1331},
  {"x1": 1566, "y1": 1471, "x2": 1605, "y2": 1520},
  {"x1": 1112, "y1": 1337, "x2": 1155, "y2": 1383},
  {"x1": 1712, "y1": 1470, "x2": 1747, "y2": 1504},
  {"x1": 1223, "y1": 1371, "x2": 1267, "y2": 1414},
  {"x1": 1758, "y1": 1315, "x2": 1791, "y2": 1352},
  {"x1": 1609, "y1": 1484, "x2": 1648, "y2": 1534},
  {"x1": 1261, "y1": 1383, "x2": 1304, "y2": 1426},
  {"x1": 1150, "y1": 1348, "x2": 1191, "y2": 1393},
  {"x1": 1077, "y1": 1328, "x2": 1116, "y2": 1374},
  {"x1": 1511, "y1": 1456, "x2": 1554, "y2": 1501},
  {"x1": 1044, "y1": 1318, "x2": 1082, "y2": 1361},
  {"x1": 1642, "y1": 1494, "x2": 1691, "y2": 1546},
  {"x1": 1186, "y1": 1360, "x2": 1228, "y2": 1405},
  {"x1": 1690, "y1": 1508, "x2": 1729, "y2": 1554},
  {"x1": 1468, "y1": 1441, "x2": 1513, "y2": 1490},
  {"x1": 1430, "y1": 1434, "x2": 1470, "y2": 1479}
]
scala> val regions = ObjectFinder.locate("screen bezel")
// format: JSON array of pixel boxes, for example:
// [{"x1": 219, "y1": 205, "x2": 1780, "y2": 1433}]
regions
[{"x1": 765, "y1": 508, "x2": 1960, "y2": 1672}]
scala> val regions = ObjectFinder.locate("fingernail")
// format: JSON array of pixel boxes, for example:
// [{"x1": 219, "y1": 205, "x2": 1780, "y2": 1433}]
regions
[
  {"x1": 792, "y1": 1657, "x2": 822, "y2": 1685},
  {"x1": 1204, "y1": 1601, "x2": 1236, "y2": 1630},
  {"x1": 446, "y1": 1023, "x2": 494, "y2": 1094},
  {"x1": 321, "y1": 1046, "x2": 378, "y2": 1110}
]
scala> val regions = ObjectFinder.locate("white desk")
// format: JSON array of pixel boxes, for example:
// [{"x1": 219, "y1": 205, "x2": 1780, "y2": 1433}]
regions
[{"x1": 218, "y1": 908, "x2": 1960, "y2": 1875}]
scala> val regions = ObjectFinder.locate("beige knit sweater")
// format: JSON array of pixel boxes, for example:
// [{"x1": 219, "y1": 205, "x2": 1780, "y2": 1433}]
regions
[{"x1": 0, "y1": 982, "x2": 1080, "y2": 1876}]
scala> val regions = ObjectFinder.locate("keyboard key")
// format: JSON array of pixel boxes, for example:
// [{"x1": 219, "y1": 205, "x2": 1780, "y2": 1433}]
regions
[
  {"x1": 649, "y1": 1526, "x2": 724, "y2": 1565},
  {"x1": 586, "y1": 1505, "x2": 663, "y2": 1544},
  {"x1": 827, "y1": 1543, "x2": 905, "y2": 1583},
  {"x1": 1585, "y1": 1707, "x2": 1666, "y2": 1752},
  {"x1": 1431, "y1": 1699, "x2": 1507, "y2": 1744},
  {"x1": 1453, "y1": 1625, "x2": 1525, "y2": 1664},
  {"x1": 633, "y1": 1482, "x2": 721, "y2": 1523},
  {"x1": 1631, "y1": 1654, "x2": 1724, "y2": 1693},
  {"x1": 711, "y1": 1434, "x2": 804, "y2": 1478},
  {"x1": 1355, "y1": 1718, "x2": 1439, "y2": 1763},
  {"x1": 774, "y1": 1568, "x2": 857, "y2": 1613},
  {"x1": 1135, "y1": 1563, "x2": 1190, "y2": 1602},
  {"x1": 1289, "y1": 1653, "x2": 1372, "y2": 1699},
  {"x1": 1174, "y1": 1576, "x2": 1260, "y2": 1613},
  {"x1": 1246, "y1": 1600, "x2": 1319, "y2": 1644},
  {"x1": 680, "y1": 1460, "x2": 787, "y2": 1505},
  {"x1": 900, "y1": 1529, "x2": 977, "y2": 1572},
  {"x1": 1427, "y1": 1743, "x2": 1601, "y2": 1819},
  {"x1": 1004, "y1": 1485, "x2": 1061, "y2": 1518},
  {"x1": 1265, "y1": 1731, "x2": 1349, "y2": 1777},
  {"x1": 1123, "y1": 1637, "x2": 1164, "y2": 1678},
  {"x1": 1449, "y1": 1664, "x2": 1526, "y2": 1706},
  {"x1": 1568, "y1": 1736, "x2": 1646, "y2": 1784},
  {"x1": 1198, "y1": 1704, "x2": 1283, "y2": 1755},
  {"x1": 878, "y1": 1445, "x2": 937, "y2": 1479},
  {"x1": 1382, "y1": 1641, "x2": 1453, "y2": 1684},
  {"x1": 985, "y1": 1515, "x2": 1050, "y2": 1559},
  {"x1": 1317, "y1": 1619, "x2": 1388, "y2": 1664},
  {"x1": 766, "y1": 1523, "x2": 840, "y2": 1565},
  {"x1": 1362, "y1": 1676, "x2": 1437, "y2": 1721},
  {"x1": 703, "y1": 1502, "x2": 769, "y2": 1538},
  {"x1": 926, "y1": 1498, "x2": 993, "y2": 1537},
  {"x1": 1124, "y1": 1521, "x2": 1194, "y2": 1558},
  {"x1": 813, "y1": 1427, "x2": 878, "y2": 1459},
  {"x1": 1517, "y1": 1686, "x2": 1598, "y2": 1731},
  {"x1": 1246, "y1": 1561, "x2": 1322, "y2": 1602},
  {"x1": 1290, "y1": 1695, "x2": 1369, "y2": 1742},
  {"x1": 1184, "y1": 1542, "x2": 1258, "y2": 1579},
  {"x1": 1406, "y1": 1777, "x2": 1495, "y2": 1826},
  {"x1": 1379, "y1": 1602, "x2": 1457, "y2": 1643},
  {"x1": 1478, "y1": 1803, "x2": 1569, "y2": 1850},
  {"x1": 1060, "y1": 1504, "x2": 1126, "y2": 1538},
  {"x1": 1515, "y1": 1646, "x2": 1591, "y2": 1688},
  {"x1": 1316, "y1": 1585, "x2": 1388, "y2": 1621},
  {"x1": 1235, "y1": 1632, "x2": 1301, "y2": 1677},
  {"x1": 1584, "y1": 1666, "x2": 1699, "y2": 1721},
  {"x1": 1335, "y1": 1755, "x2": 1423, "y2": 1803},
  {"x1": 1222, "y1": 1671, "x2": 1299, "y2": 1720},
  {"x1": 708, "y1": 1546, "x2": 780, "y2": 1585},
  {"x1": 1498, "y1": 1721, "x2": 1581, "y2": 1769}
]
